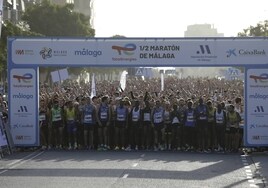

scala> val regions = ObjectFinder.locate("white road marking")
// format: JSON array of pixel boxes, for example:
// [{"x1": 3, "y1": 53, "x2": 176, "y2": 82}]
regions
[
  {"x1": 0, "y1": 151, "x2": 44, "y2": 175},
  {"x1": 122, "y1": 174, "x2": 129, "y2": 178},
  {"x1": 132, "y1": 163, "x2": 138, "y2": 167}
]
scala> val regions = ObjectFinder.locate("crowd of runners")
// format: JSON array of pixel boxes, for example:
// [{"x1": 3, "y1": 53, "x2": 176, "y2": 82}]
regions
[{"x1": 39, "y1": 76, "x2": 244, "y2": 153}]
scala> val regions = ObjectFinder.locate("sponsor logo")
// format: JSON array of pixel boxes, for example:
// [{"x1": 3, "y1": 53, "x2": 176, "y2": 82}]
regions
[
  {"x1": 112, "y1": 43, "x2": 136, "y2": 55},
  {"x1": 40, "y1": 47, "x2": 52, "y2": 59},
  {"x1": 53, "y1": 50, "x2": 67, "y2": 57},
  {"x1": 250, "y1": 105, "x2": 268, "y2": 117},
  {"x1": 250, "y1": 124, "x2": 268, "y2": 129},
  {"x1": 15, "y1": 135, "x2": 32, "y2": 140},
  {"x1": 13, "y1": 73, "x2": 33, "y2": 83},
  {"x1": 14, "y1": 105, "x2": 32, "y2": 117},
  {"x1": 112, "y1": 43, "x2": 137, "y2": 62},
  {"x1": 12, "y1": 123, "x2": 34, "y2": 129},
  {"x1": 227, "y1": 49, "x2": 266, "y2": 58},
  {"x1": 254, "y1": 106, "x2": 265, "y2": 113},
  {"x1": 191, "y1": 45, "x2": 217, "y2": 62},
  {"x1": 196, "y1": 45, "x2": 211, "y2": 54},
  {"x1": 249, "y1": 93, "x2": 268, "y2": 100},
  {"x1": 18, "y1": 106, "x2": 28, "y2": 113},
  {"x1": 13, "y1": 93, "x2": 34, "y2": 100},
  {"x1": 15, "y1": 49, "x2": 34, "y2": 56},
  {"x1": 252, "y1": 135, "x2": 260, "y2": 140},
  {"x1": 249, "y1": 73, "x2": 268, "y2": 83},
  {"x1": 226, "y1": 49, "x2": 237, "y2": 57},
  {"x1": 74, "y1": 49, "x2": 102, "y2": 57},
  {"x1": 15, "y1": 135, "x2": 24, "y2": 140},
  {"x1": 12, "y1": 73, "x2": 34, "y2": 88}
]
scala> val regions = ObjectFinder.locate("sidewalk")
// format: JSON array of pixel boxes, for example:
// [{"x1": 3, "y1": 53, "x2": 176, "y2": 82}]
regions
[{"x1": 249, "y1": 151, "x2": 268, "y2": 188}]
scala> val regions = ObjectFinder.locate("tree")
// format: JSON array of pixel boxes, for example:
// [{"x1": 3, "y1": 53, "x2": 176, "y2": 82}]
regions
[
  {"x1": 22, "y1": 0, "x2": 95, "y2": 37},
  {"x1": 0, "y1": 21, "x2": 42, "y2": 82},
  {"x1": 238, "y1": 20, "x2": 268, "y2": 37}
]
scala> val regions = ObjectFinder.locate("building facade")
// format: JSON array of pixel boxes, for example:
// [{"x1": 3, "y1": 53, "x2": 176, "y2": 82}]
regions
[{"x1": 184, "y1": 24, "x2": 224, "y2": 37}]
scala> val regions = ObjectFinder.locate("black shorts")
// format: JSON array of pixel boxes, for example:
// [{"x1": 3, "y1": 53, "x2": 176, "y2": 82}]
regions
[{"x1": 230, "y1": 127, "x2": 239, "y2": 134}]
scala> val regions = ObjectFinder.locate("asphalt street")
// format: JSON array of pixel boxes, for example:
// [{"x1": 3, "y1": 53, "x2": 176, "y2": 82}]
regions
[{"x1": 0, "y1": 150, "x2": 267, "y2": 188}]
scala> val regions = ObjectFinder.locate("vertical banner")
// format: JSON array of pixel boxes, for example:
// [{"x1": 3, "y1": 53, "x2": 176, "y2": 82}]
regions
[
  {"x1": 0, "y1": 119, "x2": 8, "y2": 147},
  {"x1": 9, "y1": 68, "x2": 39, "y2": 146},
  {"x1": 120, "y1": 70, "x2": 127, "y2": 91},
  {"x1": 246, "y1": 69, "x2": 268, "y2": 146},
  {"x1": 90, "y1": 73, "x2": 96, "y2": 98},
  {"x1": 161, "y1": 73, "x2": 164, "y2": 91},
  {"x1": 0, "y1": 0, "x2": 3, "y2": 38}
]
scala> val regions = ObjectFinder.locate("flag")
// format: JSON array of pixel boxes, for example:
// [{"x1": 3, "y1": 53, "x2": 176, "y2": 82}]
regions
[
  {"x1": 161, "y1": 72, "x2": 164, "y2": 91},
  {"x1": 120, "y1": 70, "x2": 128, "y2": 91},
  {"x1": 90, "y1": 73, "x2": 96, "y2": 98}
]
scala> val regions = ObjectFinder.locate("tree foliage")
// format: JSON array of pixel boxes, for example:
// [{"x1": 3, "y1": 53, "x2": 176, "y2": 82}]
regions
[
  {"x1": 22, "y1": 0, "x2": 95, "y2": 37},
  {"x1": 0, "y1": 21, "x2": 42, "y2": 79},
  {"x1": 238, "y1": 20, "x2": 268, "y2": 37}
]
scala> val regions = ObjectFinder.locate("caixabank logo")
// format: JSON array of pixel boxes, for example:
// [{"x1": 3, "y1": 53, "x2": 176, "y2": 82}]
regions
[
  {"x1": 226, "y1": 48, "x2": 266, "y2": 58},
  {"x1": 111, "y1": 43, "x2": 137, "y2": 62},
  {"x1": 191, "y1": 45, "x2": 217, "y2": 62}
]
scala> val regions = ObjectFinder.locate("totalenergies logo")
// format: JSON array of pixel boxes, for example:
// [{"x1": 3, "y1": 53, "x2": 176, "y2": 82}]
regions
[
  {"x1": 112, "y1": 44, "x2": 136, "y2": 55},
  {"x1": 13, "y1": 73, "x2": 33, "y2": 83},
  {"x1": 249, "y1": 73, "x2": 268, "y2": 83}
]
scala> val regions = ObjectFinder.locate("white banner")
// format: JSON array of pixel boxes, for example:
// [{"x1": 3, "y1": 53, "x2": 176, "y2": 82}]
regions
[
  {"x1": 51, "y1": 68, "x2": 69, "y2": 83},
  {"x1": 246, "y1": 69, "x2": 268, "y2": 146},
  {"x1": 10, "y1": 38, "x2": 268, "y2": 66}
]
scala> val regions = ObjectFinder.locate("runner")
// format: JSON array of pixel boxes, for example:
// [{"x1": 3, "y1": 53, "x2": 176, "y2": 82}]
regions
[
  {"x1": 214, "y1": 102, "x2": 227, "y2": 153},
  {"x1": 64, "y1": 99, "x2": 79, "y2": 150},
  {"x1": 97, "y1": 96, "x2": 111, "y2": 151},
  {"x1": 152, "y1": 100, "x2": 165, "y2": 151},
  {"x1": 49, "y1": 99, "x2": 64, "y2": 149},
  {"x1": 82, "y1": 96, "x2": 98, "y2": 150},
  {"x1": 114, "y1": 99, "x2": 128, "y2": 150},
  {"x1": 39, "y1": 97, "x2": 50, "y2": 150}
]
